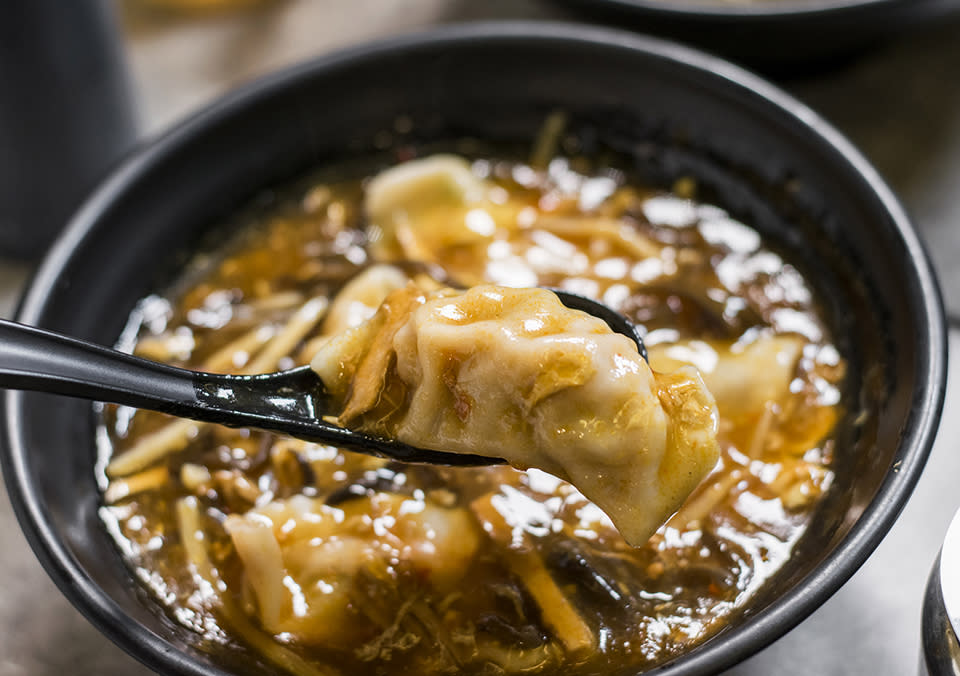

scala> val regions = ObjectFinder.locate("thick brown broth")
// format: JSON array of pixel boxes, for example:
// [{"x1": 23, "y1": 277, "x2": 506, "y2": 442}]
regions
[{"x1": 98, "y1": 151, "x2": 844, "y2": 675}]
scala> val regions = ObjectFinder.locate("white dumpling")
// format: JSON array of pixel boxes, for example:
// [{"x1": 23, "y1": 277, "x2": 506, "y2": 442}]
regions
[
  {"x1": 311, "y1": 285, "x2": 720, "y2": 546},
  {"x1": 224, "y1": 493, "x2": 480, "y2": 644},
  {"x1": 365, "y1": 154, "x2": 496, "y2": 261},
  {"x1": 648, "y1": 335, "x2": 804, "y2": 422},
  {"x1": 322, "y1": 264, "x2": 409, "y2": 336}
]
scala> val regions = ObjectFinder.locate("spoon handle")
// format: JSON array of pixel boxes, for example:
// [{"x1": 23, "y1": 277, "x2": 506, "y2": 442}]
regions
[
  {"x1": 0, "y1": 318, "x2": 327, "y2": 435},
  {"x1": 0, "y1": 318, "x2": 198, "y2": 412},
  {"x1": 0, "y1": 319, "x2": 500, "y2": 465}
]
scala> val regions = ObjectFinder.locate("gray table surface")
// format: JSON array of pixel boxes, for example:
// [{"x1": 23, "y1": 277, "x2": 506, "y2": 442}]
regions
[{"x1": 3, "y1": 1, "x2": 960, "y2": 674}]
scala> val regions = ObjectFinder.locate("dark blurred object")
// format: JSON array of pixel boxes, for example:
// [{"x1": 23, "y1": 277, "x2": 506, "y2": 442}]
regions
[
  {"x1": 0, "y1": 0, "x2": 136, "y2": 260},
  {"x1": 546, "y1": 0, "x2": 960, "y2": 73},
  {"x1": 921, "y1": 508, "x2": 960, "y2": 675}
]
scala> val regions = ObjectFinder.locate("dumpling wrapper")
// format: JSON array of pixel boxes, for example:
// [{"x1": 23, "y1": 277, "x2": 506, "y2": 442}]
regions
[{"x1": 311, "y1": 284, "x2": 719, "y2": 546}]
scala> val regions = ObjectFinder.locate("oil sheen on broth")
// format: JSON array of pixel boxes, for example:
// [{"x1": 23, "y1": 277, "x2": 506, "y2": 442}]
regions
[{"x1": 98, "y1": 147, "x2": 844, "y2": 675}]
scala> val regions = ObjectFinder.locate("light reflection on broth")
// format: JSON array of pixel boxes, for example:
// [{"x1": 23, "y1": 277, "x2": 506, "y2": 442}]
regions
[{"x1": 97, "y1": 148, "x2": 844, "y2": 675}]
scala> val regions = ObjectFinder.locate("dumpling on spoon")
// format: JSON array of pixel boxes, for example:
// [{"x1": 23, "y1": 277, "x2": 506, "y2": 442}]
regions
[{"x1": 311, "y1": 283, "x2": 720, "y2": 546}]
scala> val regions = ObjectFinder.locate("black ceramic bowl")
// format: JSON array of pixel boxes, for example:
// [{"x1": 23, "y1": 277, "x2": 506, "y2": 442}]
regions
[
  {"x1": 550, "y1": 0, "x2": 960, "y2": 70},
  {"x1": 0, "y1": 22, "x2": 946, "y2": 676}
]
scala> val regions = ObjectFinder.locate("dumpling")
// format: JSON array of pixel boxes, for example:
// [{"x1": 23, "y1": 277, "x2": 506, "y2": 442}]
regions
[
  {"x1": 365, "y1": 154, "x2": 500, "y2": 261},
  {"x1": 648, "y1": 335, "x2": 804, "y2": 423},
  {"x1": 311, "y1": 284, "x2": 720, "y2": 546},
  {"x1": 224, "y1": 493, "x2": 480, "y2": 644},
  {"x1": 362, "y1": 154, "x2": 662, "y2": 289},
  {"x1": 322, "y1": 263, "x2": 410, "y2": 335}
]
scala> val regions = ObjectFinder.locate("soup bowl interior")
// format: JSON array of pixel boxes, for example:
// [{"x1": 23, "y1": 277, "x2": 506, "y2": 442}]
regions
[{"x1": 0, "y1": 23, "x2": 945, "y2": 676}]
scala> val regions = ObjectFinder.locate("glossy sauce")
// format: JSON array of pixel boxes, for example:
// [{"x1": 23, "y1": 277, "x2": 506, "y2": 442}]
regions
[{"x1": 98, "y1": 152, "x2": 844, "y2": 675}]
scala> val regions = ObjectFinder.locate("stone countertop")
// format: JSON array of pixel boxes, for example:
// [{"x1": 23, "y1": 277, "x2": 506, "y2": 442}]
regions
[{"x1": 2, "y1": 1, "x2": 960, "y2": 674}]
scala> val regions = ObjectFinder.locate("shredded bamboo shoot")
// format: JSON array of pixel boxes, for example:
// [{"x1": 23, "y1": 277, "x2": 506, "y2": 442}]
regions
[
  {"x1": 104, "y1": 466, "x2": 169, "y2": 503},
  {"x1": 471, "y1": 494, "x2": 596, "y2": 657},
  {"x1": 666, "y1": 469, "x2": 744, "y2": 530},
  {"x1": 106, "y1": 418, "x2": 200, "y2": 478}
]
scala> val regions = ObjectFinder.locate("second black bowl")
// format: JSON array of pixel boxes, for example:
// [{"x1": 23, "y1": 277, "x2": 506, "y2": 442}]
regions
[{"x1": 550, "y1": 0, "x2": 960, "y2": 70}]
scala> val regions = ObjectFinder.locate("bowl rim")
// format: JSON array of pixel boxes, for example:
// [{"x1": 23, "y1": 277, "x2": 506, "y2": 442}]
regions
[
  {"x1": 0, "y1": 20, "x2": 947, "y2": 676},
  {"x1": 553, "y1": 0, "x2": 929, "y2": 20}
]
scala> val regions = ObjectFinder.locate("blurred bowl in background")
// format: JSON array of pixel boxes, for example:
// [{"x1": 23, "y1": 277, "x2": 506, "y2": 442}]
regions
[{"x1": 547, "y1": 0, "x2": 960, "y2": 72}]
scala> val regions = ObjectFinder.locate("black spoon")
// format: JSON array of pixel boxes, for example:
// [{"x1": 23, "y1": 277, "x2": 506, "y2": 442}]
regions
[{"x1": 0, "y1": 290, "x2": 645, "y2": 466}]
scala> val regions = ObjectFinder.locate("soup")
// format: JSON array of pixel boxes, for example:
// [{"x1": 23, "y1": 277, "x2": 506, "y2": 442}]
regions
[{"x1": 98, "y1": 143, "x2": 844, "y2": 675}]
